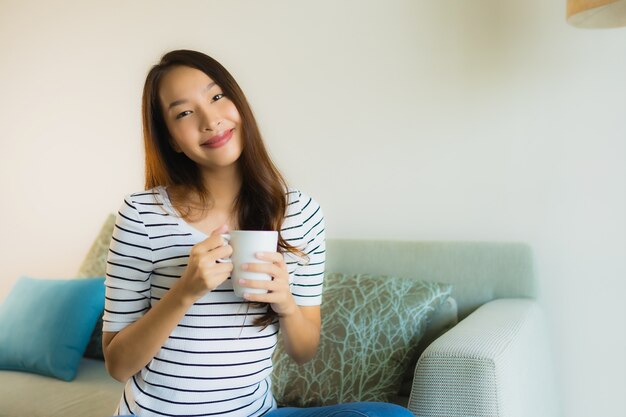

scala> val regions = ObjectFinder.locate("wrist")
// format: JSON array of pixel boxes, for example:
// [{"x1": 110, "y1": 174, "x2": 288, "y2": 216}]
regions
[
  {"x1": 168, "y1": 282, "x2": 198, "y2": 308},
  {"x1": 277, "y1": 301, "x2": 299, "y2": 319}
]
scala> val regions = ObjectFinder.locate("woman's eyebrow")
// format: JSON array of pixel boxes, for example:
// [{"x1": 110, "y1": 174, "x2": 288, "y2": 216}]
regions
[{"x1": 167, "y1": 82, "x2": 217, "y2": 110}]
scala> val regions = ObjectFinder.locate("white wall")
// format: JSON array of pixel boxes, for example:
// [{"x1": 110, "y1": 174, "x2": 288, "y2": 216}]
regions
[{"x1": 1, "y1": 1, "x2": 624, "y2": 416}]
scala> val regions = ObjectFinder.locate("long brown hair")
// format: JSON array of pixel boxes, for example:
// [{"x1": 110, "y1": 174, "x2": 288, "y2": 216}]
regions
[{"x1": 141, "y1": 49, "x2": 297, "y2": 328}]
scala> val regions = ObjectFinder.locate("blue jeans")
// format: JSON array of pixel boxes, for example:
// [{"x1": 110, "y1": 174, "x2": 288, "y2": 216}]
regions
[
  {"x1": 115, "y1": 402, "x2": 413, "y2": 417},
  {"x1": 266, "y1": 402, "x2": 413, "y2": 417}
]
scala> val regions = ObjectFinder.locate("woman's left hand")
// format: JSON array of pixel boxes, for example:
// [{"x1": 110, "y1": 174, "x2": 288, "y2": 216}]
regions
[{"x1": 240, "y1": 252, "x2": 298, "y2": 317}]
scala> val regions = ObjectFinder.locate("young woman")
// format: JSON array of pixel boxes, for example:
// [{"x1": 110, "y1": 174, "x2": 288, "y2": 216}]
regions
[{"x1": 102, "y1": 50, "x2": 412, "y2": 417}]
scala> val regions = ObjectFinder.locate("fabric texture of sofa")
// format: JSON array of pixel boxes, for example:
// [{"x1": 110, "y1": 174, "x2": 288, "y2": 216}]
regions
[{"x1": 0, "y1": 226, "x2": 559, "y2": 417}]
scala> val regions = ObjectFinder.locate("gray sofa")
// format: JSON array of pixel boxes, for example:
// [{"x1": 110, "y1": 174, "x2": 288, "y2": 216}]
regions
[{"x1": 0, "y1": 240, "x2": 559, "y2": 417}]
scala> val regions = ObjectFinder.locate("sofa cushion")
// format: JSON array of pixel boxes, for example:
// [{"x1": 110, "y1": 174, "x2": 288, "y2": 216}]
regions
[
  {"x1": 271, "y1": 273, "x2": 452, "y2": 406},
  {"x1": 0, "y1": 277, "x2": 105, "y2": 381},
  {"x1": 0, "y1": 358, "x2": 124, "y2": 417},
  {"x1": 77, "y1": 213, "x2": 116, "y2": 360}
]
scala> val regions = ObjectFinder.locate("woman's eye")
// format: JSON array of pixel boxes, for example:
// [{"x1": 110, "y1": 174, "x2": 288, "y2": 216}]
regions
[
  {"x1": 175, "y1": 110, "x2": 192, "y2": 120},
  {"x1": 212, "y1": 93, "x2": 224, "y2": 102}
]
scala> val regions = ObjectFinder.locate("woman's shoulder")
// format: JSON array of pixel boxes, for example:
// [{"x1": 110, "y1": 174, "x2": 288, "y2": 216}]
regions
[
  {"x1": 284, "y1": 187, "x2": 324, "y2": 222},
  {"x1": 282, "y1": 187, "x2": 325, "y2": 251},
  {"x1": 117, "y1": 186, "x2": 173, "y2": 216},
  {"x1": 284, "y1": 187, "x2": 301, "y2": 206},
  {"x1": 126, "y1": 187, "x2": 163, "y2": 200}
]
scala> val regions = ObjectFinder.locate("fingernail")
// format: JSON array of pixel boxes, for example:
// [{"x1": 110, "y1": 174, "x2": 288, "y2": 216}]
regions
[
  {"x1": 239, "y1": 279, "x2": 245, "y2": 285},
  {"x1": 256, "y1": 252, "x2": 264, "y2": 259},
  {"x1": 241, "y1": 264, "x2": 248, "y2": 270}
]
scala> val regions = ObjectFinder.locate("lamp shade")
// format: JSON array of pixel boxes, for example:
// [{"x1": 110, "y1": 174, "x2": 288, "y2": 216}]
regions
[{"x1": 567, "y1": 0, "x2": 626, "y2": 28}]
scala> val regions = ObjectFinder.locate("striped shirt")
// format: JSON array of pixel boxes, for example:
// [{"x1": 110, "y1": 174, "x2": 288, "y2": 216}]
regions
[{"x1": 103, "y1": 186, "x2": 325, "y2": 417}]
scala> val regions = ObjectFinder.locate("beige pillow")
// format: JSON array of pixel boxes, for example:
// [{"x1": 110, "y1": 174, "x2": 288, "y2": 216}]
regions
[
  {"x1": 77, "y1": 214, "x2": 116, "y2": 278},
  {"x1": 77, "y1": 214, "x2": 116, "y2": 359}
]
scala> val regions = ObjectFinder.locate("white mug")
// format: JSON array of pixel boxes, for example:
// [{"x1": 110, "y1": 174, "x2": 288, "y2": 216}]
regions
[{"x1": 219, "y1": 230, "x2": 278, "y2": 298}]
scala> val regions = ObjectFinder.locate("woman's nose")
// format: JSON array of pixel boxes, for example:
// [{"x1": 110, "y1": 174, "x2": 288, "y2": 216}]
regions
[{"x1": 199, "y1": 106, "x2": 222, "y2": 131}]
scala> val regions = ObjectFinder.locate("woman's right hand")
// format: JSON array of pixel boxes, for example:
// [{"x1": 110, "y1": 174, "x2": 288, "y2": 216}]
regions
[{"x1": 175, "y1": 224, "x2": 234, "y2": 302}]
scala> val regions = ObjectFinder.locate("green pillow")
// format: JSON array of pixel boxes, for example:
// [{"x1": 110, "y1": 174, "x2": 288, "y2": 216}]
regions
[
  {"x1": 271, "y1": 273, "x2": 452, "y2": 406},
  {"x1": 77, "y1": 213, "x2": 116, "y2": 360},
  {"x1": 0, "y1": 277, "x2": 105, "y2": 381}
]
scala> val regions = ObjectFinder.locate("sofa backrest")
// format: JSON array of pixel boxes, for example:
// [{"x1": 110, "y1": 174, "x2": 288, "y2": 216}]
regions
[{"x1": 325, "y1": 240, "x2": 537, "y2": 320}]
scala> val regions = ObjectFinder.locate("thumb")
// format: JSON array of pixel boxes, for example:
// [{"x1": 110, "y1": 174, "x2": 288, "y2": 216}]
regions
[
  {"x1": 195, "y1": 224, "x2": 229, "y2": 252},
  {"x1": 211, "y1": 224, "x2": 229, "y2": 237}
]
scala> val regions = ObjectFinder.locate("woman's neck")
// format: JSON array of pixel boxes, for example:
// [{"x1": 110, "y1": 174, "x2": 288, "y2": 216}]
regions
[
  {"x1": 200, "y1": 164, "x2": 242, "y2": 211},
  {"x1": 167, "y1": 164, "x2": 242, "y2": 226}
]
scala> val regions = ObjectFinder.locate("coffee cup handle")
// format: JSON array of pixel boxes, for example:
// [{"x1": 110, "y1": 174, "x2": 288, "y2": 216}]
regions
[{"x1": 216, "y1": 233, "x2": 232, "y2": 263}]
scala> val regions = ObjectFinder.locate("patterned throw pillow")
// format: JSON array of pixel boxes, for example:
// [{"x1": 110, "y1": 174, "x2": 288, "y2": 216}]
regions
[
  {"x1": 271, "y1": 273, "x2": 452, "y2": 406},
  {"x1": 77, "y1": 214, "x2": 116, "y2": 360}
]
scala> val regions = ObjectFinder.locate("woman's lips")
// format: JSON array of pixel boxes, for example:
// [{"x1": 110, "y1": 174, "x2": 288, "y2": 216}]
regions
[{"x1": 202, "y1": 129, "x2": 234, "y2": 149}]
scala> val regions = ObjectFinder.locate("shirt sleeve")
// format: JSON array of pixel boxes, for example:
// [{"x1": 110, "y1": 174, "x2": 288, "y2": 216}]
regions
[
  {"x1": 102, "y1": 196, "x2": 153, "y2": 332},
  {"x1": 287, "y1": 191, "x2": 326, "y2": 306}
]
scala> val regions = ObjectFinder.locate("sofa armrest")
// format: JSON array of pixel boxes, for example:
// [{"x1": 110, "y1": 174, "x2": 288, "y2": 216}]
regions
[{"x1": 407, "y1": 298, "x2": 560, "y2": 417}]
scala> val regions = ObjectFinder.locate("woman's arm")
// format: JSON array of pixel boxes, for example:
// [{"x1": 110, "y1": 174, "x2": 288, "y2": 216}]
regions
[
  {"x1": 103, "y1": 284, "x2": 197, "y2": 382},
  {"x1": 277, "y1": 305, "x2": 321, "y2": 364},
  {"x1": 239, "y1": 252, "x2": 322, "y2": 364},
  {"x1": 103, "y1": 226, "x2": 233, "y2": 382}
]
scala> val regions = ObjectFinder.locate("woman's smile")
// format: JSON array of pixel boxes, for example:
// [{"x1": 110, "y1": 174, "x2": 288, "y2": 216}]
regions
[{"x1": 201, "y1": 128, "x2": 234, "y2": 149}]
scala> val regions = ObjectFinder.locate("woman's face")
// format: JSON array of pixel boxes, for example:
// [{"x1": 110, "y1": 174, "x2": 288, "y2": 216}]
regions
[{"x1": 159, "y1": 66, "x2": 243, "y2": 172}]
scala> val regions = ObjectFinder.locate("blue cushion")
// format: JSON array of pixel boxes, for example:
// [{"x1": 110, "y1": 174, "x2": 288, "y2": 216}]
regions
[{"x1": 0, "y1": 276, "x2": 105, "y2": 381}]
